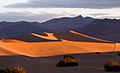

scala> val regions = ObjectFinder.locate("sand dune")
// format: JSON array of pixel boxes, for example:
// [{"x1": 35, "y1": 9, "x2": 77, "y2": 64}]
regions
[
  {"x1": 0, "y1": 47, "x2": 18, "y2": 56},
  {"x1": 31, "y1": 32, "x2": 58, "y2": 40},
  {"x1": 0, "y1": 40, "x2": 119, "y2": 57},
  {"x1": 8, "y1": 33, "x2": 59, "y2": 42},
  {"x1": 0, "y1": 31, "x2": 119, "y2": 57},
  {"x1": 0, "y1": 31, "x2": 120, "y2": 73},
  {"x1": 70, "y1": 31, "x2": 111, "y2": 43},
  {"x1": 54, "y1": 31, "x2": 112, "y2": 43}
]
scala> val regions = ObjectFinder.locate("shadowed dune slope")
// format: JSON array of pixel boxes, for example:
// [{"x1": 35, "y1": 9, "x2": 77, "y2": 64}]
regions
[
  {"x1": 54, "y1": 30, "x2": 111, "y2": 43},
  {"x1": 3, "y1": 30, "x2": 111, "y2": 43},
  {"x1": 8, "y1": 33, "x2": 60, "y2": 42}
]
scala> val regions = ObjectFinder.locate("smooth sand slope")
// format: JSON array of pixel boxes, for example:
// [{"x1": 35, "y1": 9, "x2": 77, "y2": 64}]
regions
[{"x1": 0, "y1": 40, "x2": 119, "y2": 57}]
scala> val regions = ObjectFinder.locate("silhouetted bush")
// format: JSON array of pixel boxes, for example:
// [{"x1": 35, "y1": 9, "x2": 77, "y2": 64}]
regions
[
  {"x1": 96, "y1": 52, "x2": 101, "y2": 54},
  {"x1": 0, "y1": 66, "x2": 26, "y2": 73},
  {"x1": 64, "y1": 55, "x2": 74, "y2": 59},
  {"x1": 56, "y1": 55, "x2": 79, "y2": 67},
  {"x1": 117, "y1": 53, "x2": 120, "y2": 56},
  {"x1": 104, "y1": 60, "x2": 120, "y2": 72}
]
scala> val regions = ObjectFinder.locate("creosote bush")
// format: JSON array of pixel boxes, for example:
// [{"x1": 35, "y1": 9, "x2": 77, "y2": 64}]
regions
[
  {"x1": 117, "y1": 53, "x2": 120, "y2": 56},
  {"x1": 96, "y1": 52, "x2": 101, "y2": 55},
  {"x1": 0, "y1": 65, "x2": 26, "y2": 73},
  {"x1": 56, "y1": 55, "x2": 79, "y2": 67},
  {"x1": 104, "y1": 60, "x2": 120, "y2": 72}
]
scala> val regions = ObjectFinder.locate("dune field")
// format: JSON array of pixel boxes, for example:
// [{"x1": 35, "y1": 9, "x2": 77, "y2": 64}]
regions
[
  {"x1": 0, "y1": 31, "x2": 119, "y2": 57},
  {"x1": 0, "y1": 31, "x2": 120, "y2": 73}
]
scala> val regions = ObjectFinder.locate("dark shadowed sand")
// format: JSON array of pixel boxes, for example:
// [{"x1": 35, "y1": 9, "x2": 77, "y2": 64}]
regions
[{"x1": 0, "y1": 52, "x2": 119, "y2": 73}]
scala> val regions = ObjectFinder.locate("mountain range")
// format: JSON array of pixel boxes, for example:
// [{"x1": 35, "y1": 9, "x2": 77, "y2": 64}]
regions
[{"x1": 0, "y1": 15, "x2": 120, "y2": 42}]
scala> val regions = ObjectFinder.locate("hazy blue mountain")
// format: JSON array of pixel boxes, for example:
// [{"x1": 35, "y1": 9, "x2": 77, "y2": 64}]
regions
[
  {"x1": 0, "y1": 21, "x2": 47, "y2": 38},
  {"x1": 40, "y1": 15, "x2": 94, "y2": 32},
  {"x1": 0, "y1": 21, "x2": 14, "y2": 29}
]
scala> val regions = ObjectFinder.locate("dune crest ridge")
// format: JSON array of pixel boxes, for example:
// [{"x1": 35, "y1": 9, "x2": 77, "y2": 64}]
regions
[{"x1": 31, "y1": 32, "x2": 58, "y2": 40}]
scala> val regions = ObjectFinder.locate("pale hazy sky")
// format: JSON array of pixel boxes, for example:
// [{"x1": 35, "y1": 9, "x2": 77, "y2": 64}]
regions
[{"x1": 0, "y1": 0, "x2": 120, "y2": 22}]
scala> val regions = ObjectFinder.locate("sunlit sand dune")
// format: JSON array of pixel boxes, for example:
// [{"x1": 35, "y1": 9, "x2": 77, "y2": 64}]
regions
[
  {"x1": 0, "y1": 47, "x2": 18, "y2": 56},
  {"x1": 0, "y1": 38, "x2": 25, "y2": 42},
  {"x1": 31, "y1": 32, "x2": 58, "y2": 40},
  {"x1": 0, "y1": 31, "x2": 119, "y2": 57},
  {"x1": 0, "y1": 39, "x2": 119, "y2": 57}
]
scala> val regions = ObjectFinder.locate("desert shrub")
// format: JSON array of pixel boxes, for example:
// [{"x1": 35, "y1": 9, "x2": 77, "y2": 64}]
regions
[
  {"x1": 104, "y1": 60, "x2": 120, "y2": 72},
  {"x1": 56, "y1": 55, "x2": 79, "y2": 67},
  {"x1": 64, "y1": 55, "x2": 74, "y2": 59},
  {"x1": 96, "y1": 52, "x2": 101, "y2": 54},
  {"x1": 0, "y1": 65, "x2": 26, "y2": 73},
  {"x1": 117, "y1": 53, "x2": 120, "y2": 56}
]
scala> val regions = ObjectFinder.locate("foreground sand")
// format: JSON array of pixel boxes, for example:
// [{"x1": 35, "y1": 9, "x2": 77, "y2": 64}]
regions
[{"x1": 0, "y1": 53, "x2": 119, "y2": 73}]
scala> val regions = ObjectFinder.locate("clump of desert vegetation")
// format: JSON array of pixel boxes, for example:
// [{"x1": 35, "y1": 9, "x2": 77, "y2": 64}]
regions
[
  {"x1": 96, "y1": 52, "x2": 101, "y2": 55},
  {"x1": 117, "y1": 52, "x2": 120, "y2": 56},
  {"x1": 0, "y1": 65, "x2": 26, "y2": 73},
  {"x1": 104, "y1": 60, "x2": 120, "y2": 72},
  {"x1": 56, "y1": 55, "x2": 79, "y2": 67}
]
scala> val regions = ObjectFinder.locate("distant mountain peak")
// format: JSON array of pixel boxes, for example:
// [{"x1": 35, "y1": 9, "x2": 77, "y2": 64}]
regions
[{"x1": 74, "y1": 15, "x2": 83, "y2": 19}]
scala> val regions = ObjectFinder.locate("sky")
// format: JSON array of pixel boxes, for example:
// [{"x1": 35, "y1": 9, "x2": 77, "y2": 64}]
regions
[{"x1": 0, "y1": 0, "x2": 120, "y2": 22}]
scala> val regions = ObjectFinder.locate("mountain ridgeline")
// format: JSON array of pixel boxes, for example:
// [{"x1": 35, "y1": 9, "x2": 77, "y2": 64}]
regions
[{"x1": 0, "y1": 15, "x2": 120, "y2": 42}]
